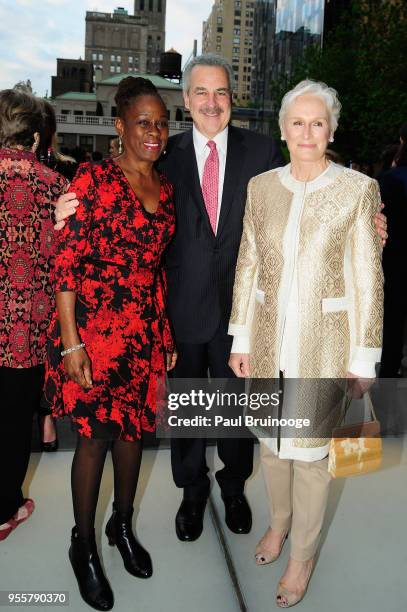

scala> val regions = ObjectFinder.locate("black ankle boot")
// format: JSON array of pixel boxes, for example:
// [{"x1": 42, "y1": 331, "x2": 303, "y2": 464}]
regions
[
  {"x1": 69, "y1": 527, "x2": 114, "y2": 611},
  {"x1": 105, "y1": 504, "x2": 152, "y2": 578}
]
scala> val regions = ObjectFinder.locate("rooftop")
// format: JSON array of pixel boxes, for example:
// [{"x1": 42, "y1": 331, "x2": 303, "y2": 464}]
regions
[
  {"x1": 54, "y1": 92, "x2": 96, "y2": 101},
  {"x1": 99, "y1": 73, "x2": 182, "y2": 90}
]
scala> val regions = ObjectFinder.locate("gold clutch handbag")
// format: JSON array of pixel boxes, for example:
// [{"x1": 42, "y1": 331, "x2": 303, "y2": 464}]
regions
[{"x1": 328, "y1": 392, "x2": 382, "y2": 478}]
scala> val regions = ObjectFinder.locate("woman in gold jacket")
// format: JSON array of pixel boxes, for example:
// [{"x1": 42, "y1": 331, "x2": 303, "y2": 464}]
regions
[{"x1": 228, "y1": 80, "x2": 383, "y2": 607}]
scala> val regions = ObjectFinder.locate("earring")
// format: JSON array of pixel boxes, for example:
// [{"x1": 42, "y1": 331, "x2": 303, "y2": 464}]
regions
[
  {"x1": 329, "y1": 135, "x2": 334, "y2": 143},
  {"x1": 118, "y1": 136, "x2": 123, "y2": 154}
]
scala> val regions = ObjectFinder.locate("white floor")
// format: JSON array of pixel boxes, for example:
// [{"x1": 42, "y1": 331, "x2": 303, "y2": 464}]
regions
[{"x1": 1, "y1": 438, "x2": 406, "y2": 612}]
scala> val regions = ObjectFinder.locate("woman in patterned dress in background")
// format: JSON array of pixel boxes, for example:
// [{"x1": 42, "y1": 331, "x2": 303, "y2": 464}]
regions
[
  {"x1": 43, "y1": 77, "x2": 176, "y2": 611},
  {"x1": 0, "y1": 89, "x2": 68, "y2": 540}
]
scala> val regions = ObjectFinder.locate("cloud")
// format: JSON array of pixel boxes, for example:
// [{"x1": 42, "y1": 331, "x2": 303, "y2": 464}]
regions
[{"x1": 0, "y1": 0, "x2": 213, "y2": 95}]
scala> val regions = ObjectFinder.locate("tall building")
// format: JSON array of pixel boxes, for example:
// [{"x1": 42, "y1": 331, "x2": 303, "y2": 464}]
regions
[
  {"x1": 134, "y1": 0, "x2": 166, "y2": 71},
  {"x1": 251, "y1": 0, "x2": 351, "y2": 129},
  {"x1": 202, "y1": 0, "x2": 256, "y2": 106},
  {"x1": 51, "y1": 59, "x2": 94, "y2": 98},
  {"x1": 85, "y1": 4, "x2": 166, "y2": 80}
]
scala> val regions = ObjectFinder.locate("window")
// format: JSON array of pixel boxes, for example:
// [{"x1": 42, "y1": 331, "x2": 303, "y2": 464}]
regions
[
  {"x1": 234, "y1": 19, "x2": 241, "y2": 25},
  {"x1": 117, "y1": 55, "x2": 121, "y2": 62},
  {"x1": 217, "y1": 27, "x2": 223, "y2": 32},
  {"x1": 73, "y1": 110, "x2": 83, "y2": 115},
  {"x1": 216, "y1": 45, "x2": 221, "y2": 51},
  {"x1": 233, "y1": 36, "x2": 240, "y2": 43},
  {"x1": 92, "y1": 53, "x2": 97, "y2": 61},
  {"x1": 233, "y1": 28, "x2": 240, "y2": 35},
  {"x1": 216, "y1": 36, "x2": 221, "y2": 42},
  {"x1": 149, "y1": 0, "x2": 153, "y2": 10},
  {"x1": 61, "y1": 109, "x2": 70, "y2": 115},
  {"x1": 79, "y1": 135, "x2": 93, "y2": 150},
  {"x1": 234, "y1": 10, "x2": 241, "y2": 16},
  {"x1": 140, "y1": 0, "x2": 145, "y2": 10},
  {"x1": 116, "y1": 66, "x2": 121, "y2": 73},
  {"x1": 129, "y1": 56, "x2": 133, "y2": 63},
  {"x1": 158, "y1": 0, "x2": 162, "y2": 11},
  {"x1": 98, "y1": 53, "x2": 103, "y2": 60},
  {"x1": 217, "y1": 17, "x2": 222, "y2": 25},
  {"x1": 110, "y1": 66, "x2": 115, "y2": 72},
  {"x1": 111, "y1": 55, "x2": 115, "y2": 62}
]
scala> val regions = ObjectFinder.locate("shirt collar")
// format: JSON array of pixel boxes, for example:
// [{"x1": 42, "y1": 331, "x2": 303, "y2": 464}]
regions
[{"x1": 193, "y1": 124, "x2": 228, "y2": 156}]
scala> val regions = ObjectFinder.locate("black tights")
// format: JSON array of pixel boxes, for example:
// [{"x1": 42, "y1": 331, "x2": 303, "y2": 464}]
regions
[{"x1": 71, "y1": 435, "x2": 143, "y2": 539}]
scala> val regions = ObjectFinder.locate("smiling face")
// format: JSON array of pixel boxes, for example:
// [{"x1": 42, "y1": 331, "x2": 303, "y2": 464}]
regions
[
  {"x1": 184, "y1": 65, "x2": 232, "y2": 138},
  {"x1": 282, "y1": 94, "x2": 332, "y2": 164},
  {"x1": 115, "y1": 94, "x2": 169, "y2": 162}
]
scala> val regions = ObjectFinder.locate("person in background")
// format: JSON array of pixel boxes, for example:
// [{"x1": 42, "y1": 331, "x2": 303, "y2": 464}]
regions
[
  {"x1": 379, "y1": 127, "x2": 407, "y2": 377},
  {"x1": 109, "y1": 137, "x2": 120, "y2": 158},
  {"x1": 38, "y1": 100, "x2": 77, "y2": 181},
  {"x1": 0, "y1": 89, "x2": 67, "y2": 540},
  {"x1": 42, "y1": 77, "x2": 176, "y2": 611}
]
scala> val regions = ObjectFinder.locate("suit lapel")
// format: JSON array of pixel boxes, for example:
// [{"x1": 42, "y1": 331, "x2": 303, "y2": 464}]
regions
[{"x1": 217, "y1": 126, "x2": 247, "y2": 238}]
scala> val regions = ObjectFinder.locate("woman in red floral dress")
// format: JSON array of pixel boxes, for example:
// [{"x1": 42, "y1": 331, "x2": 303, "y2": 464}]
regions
[
  {"x1": 0, "y1": 89, "x2": 68, "y2": 542},
  {"x1": 43, "y1": 78, "x2": 176, "y2": 611}
]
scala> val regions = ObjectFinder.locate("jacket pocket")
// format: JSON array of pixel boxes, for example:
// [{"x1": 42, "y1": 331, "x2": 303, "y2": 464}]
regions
[
  {"x1": 255, "y1": 288, "x2": 265, "y2": 305},
  {"x1": 321, "y1": 296, "x2": 349, "y2": 313}
]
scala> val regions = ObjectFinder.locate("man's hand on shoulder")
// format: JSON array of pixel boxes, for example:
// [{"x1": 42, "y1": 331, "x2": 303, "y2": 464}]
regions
[{"x1": 53, "y1": 192, "x2": 79, "y2": 230}]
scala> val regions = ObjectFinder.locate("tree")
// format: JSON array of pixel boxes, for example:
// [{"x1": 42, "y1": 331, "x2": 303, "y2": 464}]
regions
[
  {"x1": 269, "y1": 0, "x2": 407, "y2": 163},
  {"x1": 13, "y1": 79, "x2": 35, "y2": 94}
]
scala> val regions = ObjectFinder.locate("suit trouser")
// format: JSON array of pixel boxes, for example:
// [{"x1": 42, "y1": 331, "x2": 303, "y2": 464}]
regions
[
  {"x1": 0, "y1": 365, "x2": 44, "y2": 524},
  {"x1": 170, "y1": 328, "x2": 254, "y2": 501},
  {"x1": 260, "y1": 441, "x2": 331, "y2": 562}
]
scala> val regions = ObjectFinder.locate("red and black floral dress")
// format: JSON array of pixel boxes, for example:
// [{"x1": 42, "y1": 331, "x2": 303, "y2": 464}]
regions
[{"x1": 43, "y1": 160, "x2": 175, "y2": 441}]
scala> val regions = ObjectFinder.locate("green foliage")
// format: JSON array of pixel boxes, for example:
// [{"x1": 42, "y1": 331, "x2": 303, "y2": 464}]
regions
[{"x1": 269, "y1": 0, "x2": 407, "y2": 162}]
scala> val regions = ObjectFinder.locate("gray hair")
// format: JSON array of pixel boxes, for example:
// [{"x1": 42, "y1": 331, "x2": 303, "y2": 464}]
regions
[
  {"x1": 182, "y1": 54, "x2": 235, "y2": 94},
  {"x1": 279, "y1": 79, "x2": 342, "y2": 135}
]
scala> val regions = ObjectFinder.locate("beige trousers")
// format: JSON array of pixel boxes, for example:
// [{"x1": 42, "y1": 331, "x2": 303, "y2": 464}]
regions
[{"x1": 260, "y1": 442, "x2": 332, "y2": 561}]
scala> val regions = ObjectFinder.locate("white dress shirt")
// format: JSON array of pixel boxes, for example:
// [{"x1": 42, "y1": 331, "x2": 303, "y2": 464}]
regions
[{"x1": 193, "y1": 125, "x2": 228, "y2": 233}]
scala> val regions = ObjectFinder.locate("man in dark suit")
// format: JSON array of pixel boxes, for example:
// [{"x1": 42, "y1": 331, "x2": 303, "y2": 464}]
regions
[{"x1": 160, "y1": 55, "x2": 284, "y2": 542}]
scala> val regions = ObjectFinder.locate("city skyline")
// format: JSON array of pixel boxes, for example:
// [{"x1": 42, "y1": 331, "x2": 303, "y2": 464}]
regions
[{"x1": 0, "y1": 0, "x2": 212, "y2": 96}]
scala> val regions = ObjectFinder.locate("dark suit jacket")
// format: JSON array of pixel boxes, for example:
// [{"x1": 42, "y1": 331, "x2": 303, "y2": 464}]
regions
[{"x1": 159, "y1": 125, "x2": 284, "y2": 344}]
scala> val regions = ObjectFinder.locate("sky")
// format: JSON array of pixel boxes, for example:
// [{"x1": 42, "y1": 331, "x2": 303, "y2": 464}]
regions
[{"x1": 0, "y1": 0, "x2": 213, "y2": 96}]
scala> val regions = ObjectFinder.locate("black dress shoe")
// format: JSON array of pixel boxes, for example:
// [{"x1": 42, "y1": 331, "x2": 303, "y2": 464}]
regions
[
  {"x1": 175, "y1": 499, "x2": 206, "y2": 542},
  {"x1": 105, "y1": 504, "x2": 152, "y2": 579},
  {"x1": 221, "y1": 494, "x2": 252, "y2": 534},
  {"x1": 38, "y1": 416, "x2": 59, "y2": 452},
  {"x1": 69, "y1": 527, "x2": 114, "y2": 611},
  {"x1": 41, "y1": 439, "x2": 59, "y2": 452}
]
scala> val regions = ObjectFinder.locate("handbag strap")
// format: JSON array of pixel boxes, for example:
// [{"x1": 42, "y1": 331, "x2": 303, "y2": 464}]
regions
[
  {"x1": 339, "y1": 389, "x2": 377, "y2": 425},
  {"x1": 363, "y1": 391, "x2": 378, "y2": 422}
]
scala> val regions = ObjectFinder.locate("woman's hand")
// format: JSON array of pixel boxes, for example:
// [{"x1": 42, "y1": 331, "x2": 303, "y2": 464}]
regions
[
  {"x1": 53, "y1": 192, "x2": 79, "y2": 230},
  {"x1": 374, "y1": 204, "x2": 388, "y2": 246},
  {"x1": 229, "y1": 353, "x2": 250, "y2": 377},
  {"x1": 166, "y1": 351, "x2": 177, "y2": 371},
  {"x1": 346, "y1": 371, "x2": 374, "y2": 399},
  {"x1": 64, "y1": 348, "x2": 93, "y2": 389}
]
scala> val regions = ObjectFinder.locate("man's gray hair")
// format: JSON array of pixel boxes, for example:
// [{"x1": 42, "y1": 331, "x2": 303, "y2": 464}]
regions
[
  {"x1": 279, "y1": 79, "x2": 342, "y2": 135},
  {"x1": 182, "y1": 54, "x2": 235, "y2": 94}
]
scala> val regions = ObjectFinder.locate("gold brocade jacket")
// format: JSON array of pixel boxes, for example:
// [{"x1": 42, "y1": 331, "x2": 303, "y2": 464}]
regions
[{"x1": 228, "y1": 164, "x2": 384, "y2": 459}]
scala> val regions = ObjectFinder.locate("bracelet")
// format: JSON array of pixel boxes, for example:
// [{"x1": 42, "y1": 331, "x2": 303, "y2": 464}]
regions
[{"x1": 61, "y1": 342, "x2": 86, "y2": 357}]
